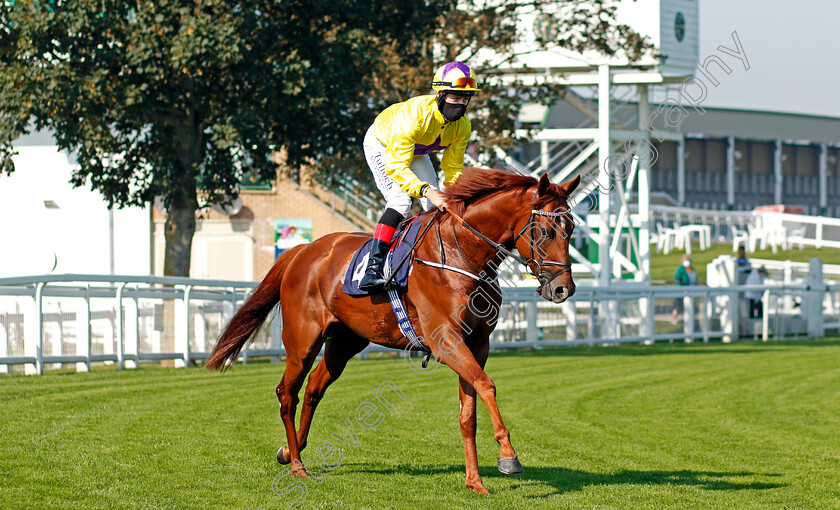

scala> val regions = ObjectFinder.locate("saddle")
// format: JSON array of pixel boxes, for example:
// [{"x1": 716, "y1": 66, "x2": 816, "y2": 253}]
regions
[{"x1": 343, "y1": 215, "x2": 423, "y2": 296}]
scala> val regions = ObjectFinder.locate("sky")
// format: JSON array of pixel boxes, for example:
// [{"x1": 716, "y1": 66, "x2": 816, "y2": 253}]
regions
[{"x1": 698, "y1": 0, "x2": 840, "y2": 117}]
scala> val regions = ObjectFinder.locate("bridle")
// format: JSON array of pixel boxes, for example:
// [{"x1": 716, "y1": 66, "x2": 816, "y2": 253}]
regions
[
  {"x1": 518, "y1": 208, "x2": 574, "y2": 287},
  {"x1": 447, "y1": 206, "x2": 573, "y2": 288}
]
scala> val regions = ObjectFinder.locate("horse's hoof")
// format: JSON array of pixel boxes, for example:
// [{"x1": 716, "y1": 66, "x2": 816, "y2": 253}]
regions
[
  {"x1": 467, "y1": 483, "x2": 490, "y2": 495},
  {"x1": 497, "y1": 456, "x2": 523, "y2": 474},
  {"x1": 276, "y1": 446, "x2": 290, "y2": 465}
]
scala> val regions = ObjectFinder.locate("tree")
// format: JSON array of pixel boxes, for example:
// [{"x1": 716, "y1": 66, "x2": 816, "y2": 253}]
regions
[{"x1": 0, "y1": 0, "x2": 446, "y2": 276}]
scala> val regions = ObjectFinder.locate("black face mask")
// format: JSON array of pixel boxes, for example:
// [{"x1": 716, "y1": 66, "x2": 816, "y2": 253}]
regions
[{"x1": 440, "y1": 102, "x2": 467, "y2": 122}]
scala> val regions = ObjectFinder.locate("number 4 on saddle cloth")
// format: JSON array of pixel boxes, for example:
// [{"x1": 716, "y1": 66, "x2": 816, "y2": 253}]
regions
[
  {"x1": 343, "y1": 215, "x2": 433, "y2": 365},
  {"x1": 343, "y1": 214, "x2": 424, "y2": 297}
]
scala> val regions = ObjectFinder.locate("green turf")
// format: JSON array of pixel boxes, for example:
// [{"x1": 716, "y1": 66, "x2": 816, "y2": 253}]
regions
[
  {"x1": 2, "y1": 340, "x2": 840, "y2": 509},
  {"x1": 649, "y1": 242, "x2": 840, "y2": 284}
]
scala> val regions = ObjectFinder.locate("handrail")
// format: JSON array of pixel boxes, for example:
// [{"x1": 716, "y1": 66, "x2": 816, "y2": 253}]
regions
[{"x1": 0, "y1": 273, "x2": 258, "y2": 288}]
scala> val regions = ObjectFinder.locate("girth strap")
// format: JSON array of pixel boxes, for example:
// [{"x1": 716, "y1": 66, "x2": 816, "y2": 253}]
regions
[{"x1": 386, "y1": 287, "x2": 432, "y2": 367}]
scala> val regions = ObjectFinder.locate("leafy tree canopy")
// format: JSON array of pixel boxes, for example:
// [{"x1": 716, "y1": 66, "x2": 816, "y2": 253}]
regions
[
  {"x1": 0, "y1": 0, "x2": 446, "y2": 275},
  {"x1": 0, "y1": 0, "x2": 648, "y2": 276}
]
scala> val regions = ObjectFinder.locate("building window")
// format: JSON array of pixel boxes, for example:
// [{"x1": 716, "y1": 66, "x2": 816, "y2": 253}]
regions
[{"x1": 239, "y1": 169, "x2": 273, "y2": 191}]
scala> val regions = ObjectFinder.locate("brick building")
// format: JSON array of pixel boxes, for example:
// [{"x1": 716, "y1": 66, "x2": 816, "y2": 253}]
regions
[{"x1": 152, "y1": 174, "x2": 372, "y2": 281}]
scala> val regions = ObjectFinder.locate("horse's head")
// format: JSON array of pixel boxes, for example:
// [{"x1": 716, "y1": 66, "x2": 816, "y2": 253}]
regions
[{"x1": 512, "y1": 174, "x2": 580, "y2": 303}]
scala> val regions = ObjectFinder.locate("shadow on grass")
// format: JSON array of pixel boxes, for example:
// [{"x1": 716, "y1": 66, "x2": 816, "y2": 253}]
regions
[{"x1": 349, "y1": 463, "x2": 785, "y2": 496}]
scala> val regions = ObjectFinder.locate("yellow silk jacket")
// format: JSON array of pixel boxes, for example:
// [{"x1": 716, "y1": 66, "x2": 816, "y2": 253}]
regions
[{"x1": 372, "y1": 95, "x2": 471, "y2": 197}]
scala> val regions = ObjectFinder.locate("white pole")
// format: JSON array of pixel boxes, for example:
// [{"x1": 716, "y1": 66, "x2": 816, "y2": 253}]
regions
[
  {"x1": 174, "y1": 285, "x2": 192, "y2": 368},
  {"x1": 124, "y1": 286, "x2": 139, "y2": 369},
  {"x1": 116, "y1": 282, "x2": 126, "y2": 370},
  {"x1": 761, "y1": 288, "x2": 770, "y2": 341},
  {"x1": 683, "y1": 295, "x2": 694, "y2": 342},
  {"x1": 24, "y1": 283, "x2": 46, "y2": 375},
  {"x1": 637, "y1": 85, "x2": 651, "y2": 283},
  {"x1": 526, "y1": 302, "x2": 538, "y2": 348},
  {"x1": 645, "y1": 291, "x2": 655, "y2": 344},
  {"x1": 109, "y1": 207, "x2": 115, "y2": 275},
  {"x1": 76, "y1": 286, "x2": 90, "y2": 373},
  {"x1": 598, "y1": 64, "x2": 611, "y2": 286},
  {"x1": 541, "y1": 140, "x2": 549, "y2": 176},
  {"x1": 597, "y1": 65, "x2": 618, "y2": 341},
  {"x1": 806, "y1": 258, "x2": 824, "y2": 339},
  {"x1": 564, "y1": 301, "x2": 577, "y2": 342}
]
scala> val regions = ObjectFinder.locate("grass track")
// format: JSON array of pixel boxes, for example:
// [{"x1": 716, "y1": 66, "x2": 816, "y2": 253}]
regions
[
  {"x1": 2, "y1": 339, "x2": 839, "y2": 509},
  {"x1": 649, "y1": 242, "x2": 840, "y2": 284}
]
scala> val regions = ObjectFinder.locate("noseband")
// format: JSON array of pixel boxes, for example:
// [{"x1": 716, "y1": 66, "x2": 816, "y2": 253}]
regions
[
  {"x1": 517, "y1": 209, "x2": 573, "y2": 287},
  {"x1": 451, "y1": 208, "x2": 572, "y2": 286}
]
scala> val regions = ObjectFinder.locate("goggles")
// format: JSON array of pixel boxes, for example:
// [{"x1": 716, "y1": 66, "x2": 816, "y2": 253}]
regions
[{"x1": 432, "y1": 76, "x2": 477, "y2": 89}]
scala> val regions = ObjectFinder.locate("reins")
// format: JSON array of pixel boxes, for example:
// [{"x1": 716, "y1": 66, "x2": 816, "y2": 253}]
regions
[
  {"x1": 445, "y1": 209, "x2": 528, "y2": 268},
  {"x1": 382, "y1": 199, "x2": 574, "y2": 293},
  {"x1": 445, "y1": 208, "x2": 573, "y2": 287}
]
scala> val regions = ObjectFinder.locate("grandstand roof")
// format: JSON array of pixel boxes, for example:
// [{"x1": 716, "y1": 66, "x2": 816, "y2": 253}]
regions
[{"x1": 539, "y1": 97, "x2": 840, "y2": 145}]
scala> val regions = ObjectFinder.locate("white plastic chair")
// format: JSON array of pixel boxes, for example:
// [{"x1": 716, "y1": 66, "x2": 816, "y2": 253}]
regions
[
  {"x1": 747, "y1": 223, "x2": 766, "y2": 253},
  {"x1": 656, "y1": 223, "x2": 676, "y2": 254},
  {"x1": 788, "y1": 226, "x2": 806, "y2": 249},
  {"x1": 730, "y1": 225, "x2": 749, "y2": 252}
]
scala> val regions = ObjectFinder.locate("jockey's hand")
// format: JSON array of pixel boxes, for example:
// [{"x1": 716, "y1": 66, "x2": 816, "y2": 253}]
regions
[{"x1": 425, "y1": 188, "x2": 449, "y2": 212}]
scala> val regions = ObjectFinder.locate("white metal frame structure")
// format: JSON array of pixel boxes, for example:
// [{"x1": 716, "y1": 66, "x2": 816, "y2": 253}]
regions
[{"x1": 509, "y1": 65, "x2": 692, "y2": 286}]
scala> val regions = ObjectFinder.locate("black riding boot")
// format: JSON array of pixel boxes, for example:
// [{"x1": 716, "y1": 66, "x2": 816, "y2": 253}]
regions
[{"x1": 358, "y1": 239, "x2": 391, "y2": 292}]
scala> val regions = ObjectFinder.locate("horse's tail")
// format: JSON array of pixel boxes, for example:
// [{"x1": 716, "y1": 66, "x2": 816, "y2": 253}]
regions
[{"x1": 205, "y1": 244, "x2": 307, "y2": 372}]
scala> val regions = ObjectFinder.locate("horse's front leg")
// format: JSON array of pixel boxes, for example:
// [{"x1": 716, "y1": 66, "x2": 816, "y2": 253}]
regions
[
  {"x1": 458, "y1": 338, "x2": 492, "y2": 494},
  {"x1": 436, "y1": 335, "x2": 522, "y2": 476}
]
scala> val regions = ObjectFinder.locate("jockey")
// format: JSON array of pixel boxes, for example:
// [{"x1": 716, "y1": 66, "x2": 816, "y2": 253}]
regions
[{"x1": 358, "y1": 61, "x2": 481, "y2": 291}]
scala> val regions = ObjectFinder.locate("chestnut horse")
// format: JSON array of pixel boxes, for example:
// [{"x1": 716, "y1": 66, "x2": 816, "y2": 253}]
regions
[{"x1": 206, "y1": 168, "x2": 580, "y2": 495}]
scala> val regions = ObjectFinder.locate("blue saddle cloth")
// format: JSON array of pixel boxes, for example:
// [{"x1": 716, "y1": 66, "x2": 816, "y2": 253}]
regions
[{"x1": 343, "y1": 215, "x2": 423, "y2": 296}]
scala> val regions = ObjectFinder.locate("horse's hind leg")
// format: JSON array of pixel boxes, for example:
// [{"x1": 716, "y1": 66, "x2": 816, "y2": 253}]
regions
[
  {"x1": 275, "y1": 325, "x2": 326, "y2": 477},
  {"x1": 277, "y1": 328, "x2": 369, "y2": 463},
  {"x1": 458, "y1": 376, "x2": 487, "y2": 494}
]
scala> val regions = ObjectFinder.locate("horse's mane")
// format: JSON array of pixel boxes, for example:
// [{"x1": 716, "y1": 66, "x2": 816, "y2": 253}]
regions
[{"x1": 442, "y1": 166, "x2": 559, "y2": 217}]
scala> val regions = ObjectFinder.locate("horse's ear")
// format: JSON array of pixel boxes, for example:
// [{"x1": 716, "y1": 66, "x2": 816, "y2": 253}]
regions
[
  {"x1": 537, "y1": 173, "x2": 551, "y2": 196},
  {"x1": 559, "y1": 175, "x2": 581, "y2": 197}
]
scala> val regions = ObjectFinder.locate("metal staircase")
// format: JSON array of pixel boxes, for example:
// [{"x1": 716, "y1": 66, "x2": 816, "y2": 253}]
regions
[{"x1": 494, "y1": 76, "x2": 664, "y2": 284}]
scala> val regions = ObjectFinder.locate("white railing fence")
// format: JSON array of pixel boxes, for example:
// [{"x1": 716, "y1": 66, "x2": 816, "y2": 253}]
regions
[
  {"x1": 2, "y1": 270, "x2": 838, "y2": 375},
  {"x1": 760, "y1": 212, "x2": 840, "y2": 250},
  {"x1": 0, "y1": 274, "x2": 278, "y2": 375}
]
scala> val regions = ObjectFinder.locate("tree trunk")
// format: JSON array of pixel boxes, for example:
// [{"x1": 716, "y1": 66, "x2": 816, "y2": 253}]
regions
[
  {"x1": 163, "y1": 203, "x2": 197, "y2": 277},
  {"x1": 164, "y1": 112, "x2": 203, "y2": 278},
  {"x1": 161, "y1": 184, "x2": 198, "y2": 367}
]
